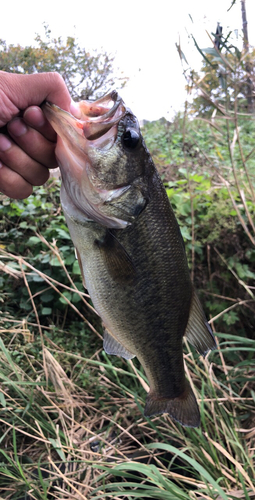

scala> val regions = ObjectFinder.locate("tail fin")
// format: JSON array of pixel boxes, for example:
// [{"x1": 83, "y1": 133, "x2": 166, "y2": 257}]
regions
[{"x1": 144, "y1": 380, "x2": 200, "y2": 428}]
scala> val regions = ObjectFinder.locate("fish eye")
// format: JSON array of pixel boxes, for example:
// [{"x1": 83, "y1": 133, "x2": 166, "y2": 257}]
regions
[{"x1": 121, "y1": 128, "x2": 140, "y2": 150}]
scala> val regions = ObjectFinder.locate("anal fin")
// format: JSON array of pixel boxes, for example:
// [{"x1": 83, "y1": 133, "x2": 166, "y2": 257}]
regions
[
  {"x1": 103, "y1": 328, "x2": 135, "y2": 360},
  {"x1": 185, "y1": 289, "x2": 217, "y2": 356},
  {"x1": 144, "y1": 380, "x2": 200, "y2": 428}
]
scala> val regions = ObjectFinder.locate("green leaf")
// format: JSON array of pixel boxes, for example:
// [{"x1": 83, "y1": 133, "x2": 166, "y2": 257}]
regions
[
  {"x1": 56, "y1": 228, "x2": 71, "y2": 239},
  {"x1": 50, "y1": 256, "x2": 62, "y2": 267},
  {"x1": 27, "y1": 236, "x2": 41, "y2": 246},
  {"x1": 41, "y1": 307, "x2": 52, "y2": 315},
  {"x1": 48, "y1": 438, "x2": 66, "y2": 461},
  {"x1": 72, "y1": 293, "x2": 82, "y2": 304},
  {"x1": 180, "y1": 226, "x2": 192, "y2": 240},
  {"x1": 41, "y1": 293, "x2": 55, "y2": 303},
  {"x1": 59, "y1": 291, "x2": 72, "y2": 304},
  {"x1": 72, "y1": 260, "x2": 81, "y2": 274},
  {"x1": 0, "y1": 391, "x2": 6, "y2": 407},
  {"x1": 31, "y1": 274, "x2": 45, "y2": 282},
  {"x1": 64, "y1": 254, "x2": 75, "y2": 265},
  {"x1": 147, "y1": 443, "x2": 230, "y2": 500}
]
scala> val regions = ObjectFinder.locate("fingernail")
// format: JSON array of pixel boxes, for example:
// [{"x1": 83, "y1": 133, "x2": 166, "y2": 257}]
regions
[
  {"x1": 8, "y1": 118, "x2": 27, "y2": 137},
  {"x1": 0, "y1": 135, "x2": 12, "y2": 152}
]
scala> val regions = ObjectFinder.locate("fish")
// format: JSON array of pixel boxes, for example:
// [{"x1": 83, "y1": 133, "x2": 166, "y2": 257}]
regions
[{"x1": 43, "y1": 92, "x2": 216, "y2": 427}]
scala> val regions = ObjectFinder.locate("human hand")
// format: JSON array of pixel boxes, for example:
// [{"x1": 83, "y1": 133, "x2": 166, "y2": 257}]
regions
[{"x1": 0, "y1": 72, "x2": 77, "y2": 199}]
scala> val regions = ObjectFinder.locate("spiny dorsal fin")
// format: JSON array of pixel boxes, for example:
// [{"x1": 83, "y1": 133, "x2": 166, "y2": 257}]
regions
[
  {"x1": 185, "y1": 289, "x2": 216, "y2": 356},
  {"x1": 103, "y1": 328, "x2": 135, "y2": 360}
]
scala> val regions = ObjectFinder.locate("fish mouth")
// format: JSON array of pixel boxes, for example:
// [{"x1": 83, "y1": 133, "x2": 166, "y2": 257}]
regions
[
  {"x1": 43, "y1": 91, "x2": 126, "y2": 151},
  {"x1": 42, "y1": 93, "x2": 131, "y2": 229}
]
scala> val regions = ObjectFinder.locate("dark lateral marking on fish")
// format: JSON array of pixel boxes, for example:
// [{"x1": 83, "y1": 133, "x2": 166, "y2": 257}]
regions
[{"x1": 94, "y1": 230, "x2": 136, "y2": 284}]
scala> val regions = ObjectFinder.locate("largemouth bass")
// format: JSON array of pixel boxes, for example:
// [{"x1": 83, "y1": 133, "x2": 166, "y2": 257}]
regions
[{"x1": 43, "y1": 92, "x2": 216, "y2": 427}]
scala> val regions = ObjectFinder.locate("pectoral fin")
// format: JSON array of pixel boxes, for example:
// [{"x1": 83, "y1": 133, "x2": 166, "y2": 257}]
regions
[
  {"x1": 95, "y1": 230, "x2": 136, "y2": 284},
  {"x1": 185, "y1": 289, "x2": 217, "y2": 356},
  {"x1": 103, "y1": 328, "x2": 135, "y2": 360}
]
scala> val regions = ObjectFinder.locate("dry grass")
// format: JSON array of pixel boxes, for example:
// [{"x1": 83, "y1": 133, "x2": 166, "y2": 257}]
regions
[{"x1": 0, "y1": 296, "x2": 254, "y2": 499}]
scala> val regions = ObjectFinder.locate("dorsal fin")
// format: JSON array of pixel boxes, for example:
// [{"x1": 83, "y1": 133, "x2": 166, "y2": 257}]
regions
[{"x1": 185, "y1": 289, "x2": 216, "y2": 356}]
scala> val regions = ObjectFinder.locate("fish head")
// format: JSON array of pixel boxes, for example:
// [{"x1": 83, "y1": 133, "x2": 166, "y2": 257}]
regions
[{"x1": 43, "y1": 92, "x2": 152, "y2": 228}]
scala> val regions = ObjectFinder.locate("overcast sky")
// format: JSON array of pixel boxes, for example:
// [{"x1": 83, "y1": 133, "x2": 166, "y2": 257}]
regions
[{"x1": 1, "y1": 0, "x2": 255, "y2": 120}]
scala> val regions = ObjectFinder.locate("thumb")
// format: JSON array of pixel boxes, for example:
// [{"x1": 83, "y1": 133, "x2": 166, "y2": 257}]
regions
[{"x1": 0, "y1": 71, "x2": 72, "y2": 125}]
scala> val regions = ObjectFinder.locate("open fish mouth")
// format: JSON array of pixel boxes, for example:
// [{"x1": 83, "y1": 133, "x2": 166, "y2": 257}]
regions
[
  {"x1": 43, "y1": 91, "x2": 126, "y2": 151},
  {"x1": 78, "y1": 91, "x2": 125, "y2": 140},
  {"x1": 42, "y1": 93, "x2": 136, "y2": 229}
]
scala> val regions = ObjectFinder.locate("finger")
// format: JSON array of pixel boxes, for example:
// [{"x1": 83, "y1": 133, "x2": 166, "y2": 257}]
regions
[
  {"x1": 0, "y1": 162, "x2": 33, "y2": 199},
  {"x1": 1, "y1": 72, "x2": 71, "y2": 112},
  {"x1": 7, "y1": 118, "x2": 58, "y2": 169},
  {"x1": 0, "y1": 72, "x2": 72, "y2": 126},
  {"x1": 23, "y1": 106, "x2": 57, "y2": 141},
  {"x1": 0, "y1": 134, "x2": 50, "y2": 186}
]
